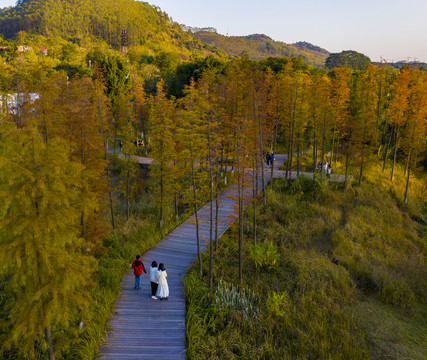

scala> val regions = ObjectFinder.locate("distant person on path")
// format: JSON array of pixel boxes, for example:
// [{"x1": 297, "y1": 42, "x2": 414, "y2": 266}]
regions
[
  {"x1": 326, "y1": 165, "x2": 332, "y2": 178},
  {"x1": 150, "y1": 261, "x2": 159, "y2": 300},
  {"x1": 316, "y1": 161, "x2": 322, "y2": 172},
  {"x1": 270, "y1": 151, "x2": 274, "y2": 166},
  {"x1": 266, "y1": 153, "x2": 271, "y2": 167},
  {"x1": 156, "y1": 263, "x2": 169, "y2": 300},
  {"x1": 323, "y1": 160, "x2": 328, "y2": 173},
  {"x1": 131, "y1": 255, "x2": 146, "y2": 290}
]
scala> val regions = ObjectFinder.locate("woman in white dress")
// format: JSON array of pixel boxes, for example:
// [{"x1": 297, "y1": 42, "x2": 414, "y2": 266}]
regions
[{"x1": 156, "y1": 263, "x2": 169, "y2": 300}]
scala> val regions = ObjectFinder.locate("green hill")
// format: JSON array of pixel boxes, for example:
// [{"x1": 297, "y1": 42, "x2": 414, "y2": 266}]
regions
[
  {"x1": 194, "y1": 31, "x2": 329, "y2": 66},
  {"x1": 0, "y1": 0, "x2": 329, "y2": 66},
  {"x1": 0, "y1": 0, "x2": 221, "y2": 57}
]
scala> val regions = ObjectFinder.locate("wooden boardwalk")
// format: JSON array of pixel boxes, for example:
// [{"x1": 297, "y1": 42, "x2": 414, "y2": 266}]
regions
[
  {"x1": 98, "y1": 184, "x2": 240, "y2": 359},
  {"x1": 98, "y1": 155, "x2": 350, "y2": 359}
]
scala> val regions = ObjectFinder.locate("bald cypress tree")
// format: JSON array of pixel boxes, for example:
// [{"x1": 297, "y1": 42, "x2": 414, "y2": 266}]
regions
[
  {"x1": 353, "y1": 65, "x2": 379, "y2": 185},
  {"x1": 149, "y1": 79, "x2": 176, "y2": 227},
  {"x1": 402, "y1": 70, "x2": 427, "y2": 204},
  {"x1": 0, "y1": 122, "x2": 96, "y2": 359}
]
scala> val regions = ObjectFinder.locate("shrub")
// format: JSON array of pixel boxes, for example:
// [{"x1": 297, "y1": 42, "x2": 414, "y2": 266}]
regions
[
  {"x1": 215, "y1": 280, "x2": 259, "y2": 320},
  {"x1": 249, "y1": 240, "x2": 280, "y2": 269}
]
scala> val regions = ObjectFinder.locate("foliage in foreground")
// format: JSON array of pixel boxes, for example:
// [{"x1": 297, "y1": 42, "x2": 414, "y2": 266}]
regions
[{"x1": 185, "y1": 169, "x2": 426, "y2": 359}]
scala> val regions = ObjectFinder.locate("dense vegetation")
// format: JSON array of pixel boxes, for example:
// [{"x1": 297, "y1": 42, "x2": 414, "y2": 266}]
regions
[
  {"x1": 0, "y1": 0, "x2": 221, "y2": 57},
  {"x1": 325, "y1": 50, "x2": 372, "y2": 70},
  {"x1": 185, "y1": 166, "x2": 426, "y2": 359},
  {"x1": 0, "y1": 0, "x2": 425, "y2": 359},
  {"x1": 195, "y1": 31, "x2": 329, "y2": 66}
]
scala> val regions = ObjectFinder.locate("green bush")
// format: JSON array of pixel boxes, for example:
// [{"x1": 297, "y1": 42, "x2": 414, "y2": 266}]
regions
[
  {"x1": 249, "y1": 240, "x2": 280, "y2": 269},
  {"x1": 215, "y1": 280, "x2": 259, "y2": 320}
]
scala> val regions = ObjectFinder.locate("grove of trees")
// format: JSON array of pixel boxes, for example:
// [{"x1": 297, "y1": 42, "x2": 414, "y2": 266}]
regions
[{"x1": 0, "y1": 18, "x2": 426, "y2": 359}]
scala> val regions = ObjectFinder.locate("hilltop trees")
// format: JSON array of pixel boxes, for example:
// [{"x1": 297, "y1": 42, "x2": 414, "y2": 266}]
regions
[
  {"x1": 325, "y1": 50, "x2": 371, "y2": 70},
  {"x1": 0, "y1": 0, "x2": 207, "y2": 55}
]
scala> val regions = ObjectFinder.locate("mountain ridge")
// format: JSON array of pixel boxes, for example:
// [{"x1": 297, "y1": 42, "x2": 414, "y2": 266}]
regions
[
  {"x1": 0, "y1": 0, "x2": 330, "y2": 66},
  {"x1": 193, "y1": 30, "x2": 329, "y2": 66}
]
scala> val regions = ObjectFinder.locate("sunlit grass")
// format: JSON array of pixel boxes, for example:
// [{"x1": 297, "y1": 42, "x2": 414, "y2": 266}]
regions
[{"x1": 185, "y1": 160, "x2": 426, "y2": 359}]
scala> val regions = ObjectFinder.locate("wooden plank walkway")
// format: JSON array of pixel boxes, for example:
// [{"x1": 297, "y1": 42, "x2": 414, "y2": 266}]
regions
[
  {"x1": 97, "y1": 184, "x2": 240, "y2": 359},
  {"x1": 98, "y1": 154, "x2": 350, "y2": 359}
]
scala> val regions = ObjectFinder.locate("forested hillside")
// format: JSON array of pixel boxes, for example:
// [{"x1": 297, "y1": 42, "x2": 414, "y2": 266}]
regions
[
  {"x1": 0, "y1": 0, "x2": 221, "y2": 56},
  {"x1": 194, "y1": 31, "x2": 329, "y2": 66}
]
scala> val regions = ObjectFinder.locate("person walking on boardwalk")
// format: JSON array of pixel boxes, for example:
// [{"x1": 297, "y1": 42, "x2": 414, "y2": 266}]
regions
[
  {"x1": 150, "y1": 261, "x2": 159, "y2": 300},
  {"x1": 131, "y1": 255, "x2": 146, "y2": 290},
  {"x1": 266, "y1": 153, "x2": 271, "y2": 167},
  {"x1": 156, "y1": 263, "x2": 169, "y2": 300}
]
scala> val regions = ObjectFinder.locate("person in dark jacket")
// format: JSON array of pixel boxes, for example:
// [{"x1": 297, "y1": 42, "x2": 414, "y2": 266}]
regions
[
  {"x1": 150, "y1": 261, "x2": 159, "y2": 299},
  {"x1": 131, "y1": 255, "x2": 146, "y2": 290}
]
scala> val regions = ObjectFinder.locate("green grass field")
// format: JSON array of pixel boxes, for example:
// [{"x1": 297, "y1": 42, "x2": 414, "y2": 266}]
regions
[{"x1": 185, "y1": 161, "x2": 426, "y2": 359}]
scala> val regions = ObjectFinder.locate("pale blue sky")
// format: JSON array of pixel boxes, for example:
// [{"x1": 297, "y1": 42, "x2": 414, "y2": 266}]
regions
[{"x1": 1, "y1": 0, "x2": 426, "y2": 62}]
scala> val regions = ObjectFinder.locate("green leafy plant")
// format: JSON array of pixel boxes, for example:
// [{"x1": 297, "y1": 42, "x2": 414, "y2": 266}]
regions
[
  {"x1": 266, "y1": 291, "x2": 290, "y2": 317},
  {"x1": 215, "y1": 280, "x2": 259, "y2": 320},
  {"x1": 249, "y1": 240, "x2": 280, "y2": 269}
]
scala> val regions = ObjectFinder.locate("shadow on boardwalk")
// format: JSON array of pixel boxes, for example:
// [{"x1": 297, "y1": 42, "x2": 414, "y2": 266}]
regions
[{"x1": 98, "y1": 154, "x2": 350, "y2": 359}]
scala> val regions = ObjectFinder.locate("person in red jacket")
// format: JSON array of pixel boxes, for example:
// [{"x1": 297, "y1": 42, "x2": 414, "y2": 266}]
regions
[{"x1": 131, "y1": 255, "x2": 146, "y2": 290}]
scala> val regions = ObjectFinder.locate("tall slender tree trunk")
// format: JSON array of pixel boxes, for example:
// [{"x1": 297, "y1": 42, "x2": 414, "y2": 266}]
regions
[
  {"x1": 312, "y1": 114, "x2": 317, "y2": 181},
  {"x1": 404, "y1": 160, "x2": 411, "y2": 204},
  {"x1": 359, "y1": 143, "x2": 365, "y2": 186},
  {"x1": 80, "y1": 131, "x2": 86, "y2": 237},
  {"x1": 45, "y1": 326, "x2": 55, "y2": 360},
  {"x1": 252, "y1": 158, "x2": 257, "y2": 245},
  {"x1": 404, "y1": 149, "x2": 411, "y2": 177},
  {"x1": 289, "y1": 103, "x2": 297, "y2": 180},
  {"x1": 358, "y1": 122, "x2": 367, "y2": 186},
  {"x1": 159, "y1": 166, "x2": 163, "y2": 227},
  {"x1": 334, "y1": 138, "x2": 340, "y2": 166},
  {"x1": 382, "y1": 125, "x2": 394, "y2": 173},
  {"x1": 321, "y1": 113, "x2": 327, "y2": 180},
  {"x1": 286, "y1": 121, "x2": 292, "y2": 179},
  {"x1": 270, "y1": 115, "x2": 279, "y2": 188},
  {"x1": 104, "y1": 140, "x2": 115, "y2": 228},
  {"x1": 345, "y1": 143, "x2": 350, "y2": 187},
  {"x1": 175, "y1": 193, "x2": 179, "y2": 221},
  {"x1": 237, "y1": 132, "x2": 244, "y2": 285},
  {"x1": 126, "y1": 168, "x2": 130, "y2": 221},
  {"x1": 189, "y1": 140, "x2": 202, "y2": 277},
  {"x1": 257, "y1": 109, "x2": 266, "y2": 206},
  {"x1": 208, "y1": 118, "x2": 214, "y2": 288},
  {"x1": 296, "y1": 134, "x2": 300, "y2": 177},
  {"x1": 404, "y1": 129, "x2": 419, "y2": 204},
  {"x1": 42, "y1": 111, "x2": 49, "y2": 144},
  {"x1": 214, "y1": 185, "x2": 219, "y2": 251},
  {"x1": 330, "y1": 124, "x2": 336, "y2": 165},
  {"x1": 391, "y1": 126, "x2": 399, "y2": 181},
  {"x1": 238, "y1": 165, "x2": 244, "y2": 285},
  {"x1": 174, "y1": 160, "x2": 179, "y2": 220},
  {"x1": 107, "y1": 170, "x2": 115, "y2": 229}
]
